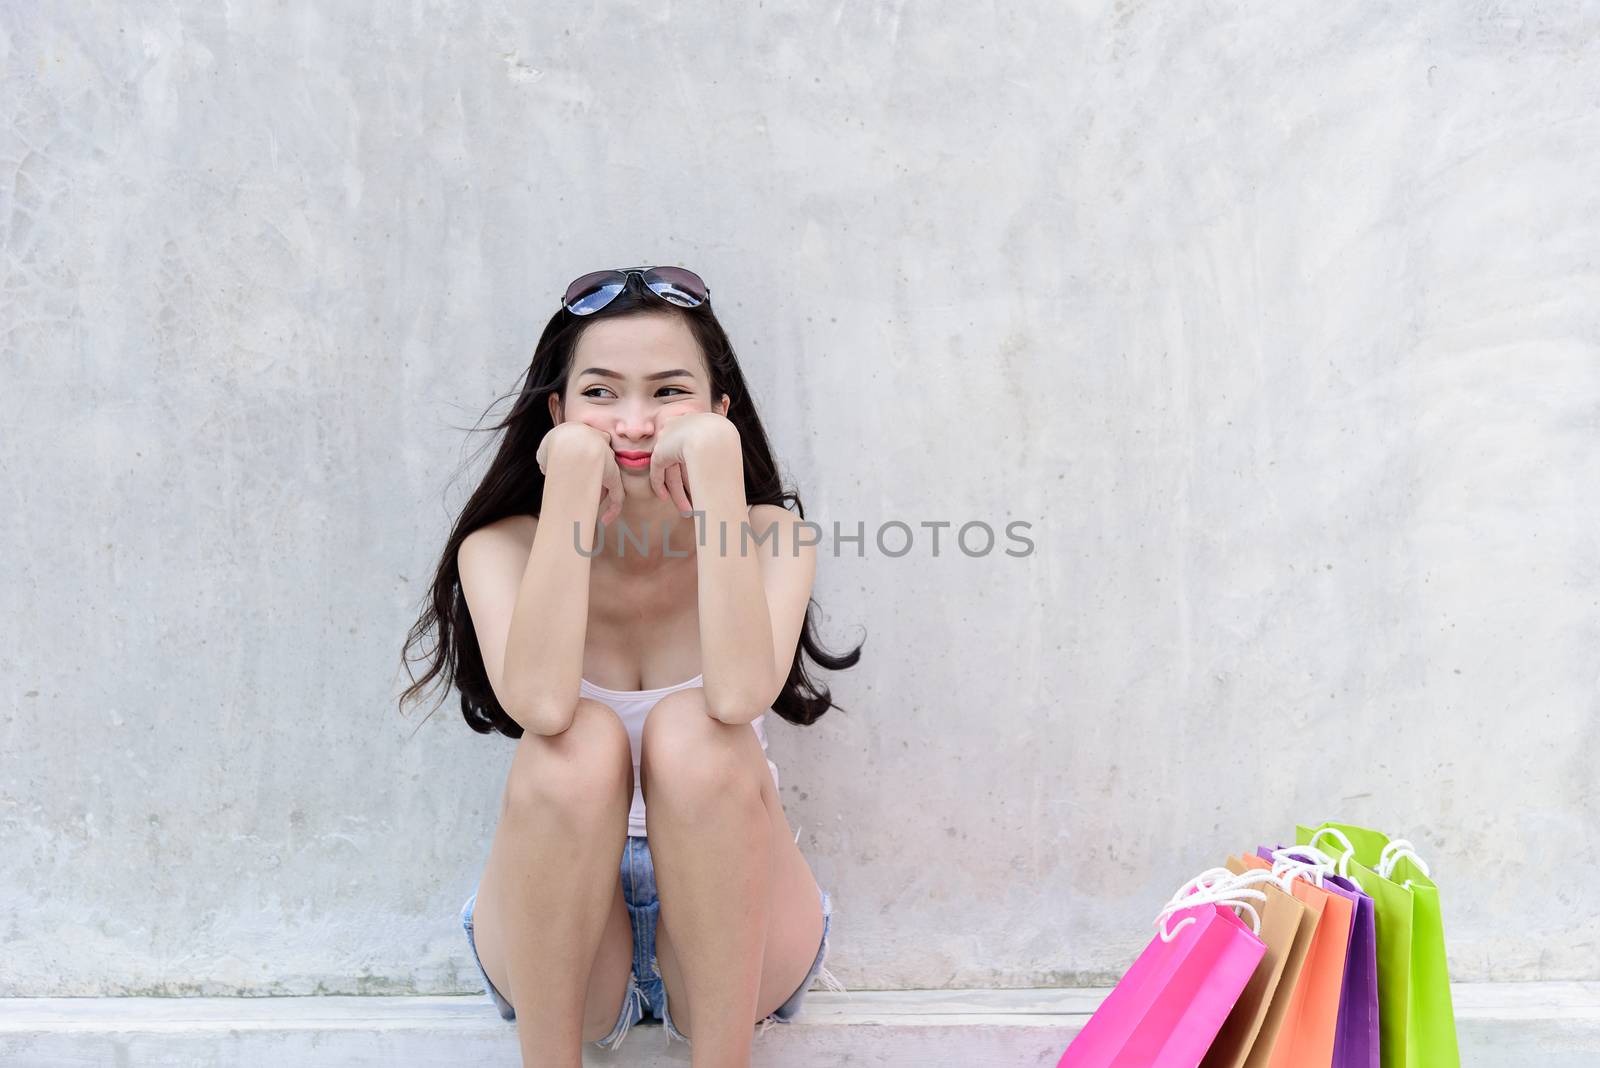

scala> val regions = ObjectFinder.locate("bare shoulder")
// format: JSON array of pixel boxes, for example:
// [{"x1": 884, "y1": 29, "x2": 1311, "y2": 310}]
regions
[
  {"x1": 747, "y1": 503, "x2": 792, "y2": 524},
  {"x1": 747, "y1": 503, "x2": 799, "y2": 535},
  {"x1": 745, "y1": 503, "x2": 813, "y2": 556},
  {"x1": 463, "y1": 513, "x2": 537, "y2": 550},
  {"x1": 458, "y1": 514, "x2": 538, "y2": 575}
]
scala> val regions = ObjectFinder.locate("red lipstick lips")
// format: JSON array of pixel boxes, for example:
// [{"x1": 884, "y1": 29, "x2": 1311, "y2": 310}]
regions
[{"x1": 615, "y1": 450, "x2": 652, "y2": 470}]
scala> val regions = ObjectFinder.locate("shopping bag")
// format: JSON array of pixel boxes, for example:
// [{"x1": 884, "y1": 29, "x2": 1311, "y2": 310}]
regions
[
  {"x1": 1260, "y1": 846, "x2": 1379, "y2": 1068},
  {"x1": 1059, "y1": 868, "x2": 1269, "y2": 1068},
  {"x1": 1198, "y1": 861, "x2": 1309, "y2": 1068},
  {"x1": 1328, "y1": 872, "x2": 1380, "y2": 1068},
  {"x1": 1296, "y1": 822, "x2": 1460, "y2": 1068},
  {"x1": 1235, "y1": 851, "x2": 1350, "y2": 1068},
  {"x1": 1254, "y1": 844, "x2": 1369, "y2": 1061}
]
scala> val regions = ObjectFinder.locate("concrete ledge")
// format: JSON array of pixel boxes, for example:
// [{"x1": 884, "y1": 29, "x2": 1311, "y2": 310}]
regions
[{"x1": 2, "y1": 983, "x2": 1596, "y2": 1066}]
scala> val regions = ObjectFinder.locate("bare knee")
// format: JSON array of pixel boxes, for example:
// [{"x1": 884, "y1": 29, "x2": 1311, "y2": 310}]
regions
[
  {"x1": 501, "y1": 697, "x2": 633, "y2": 823},
  {"x1": 640, "y1": 687, "x2": 751, "y2": 806}
]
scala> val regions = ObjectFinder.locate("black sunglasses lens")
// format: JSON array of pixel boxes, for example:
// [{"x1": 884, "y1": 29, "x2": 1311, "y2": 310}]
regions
[
  {"x1": 563, "y1": 267, "x2": 708, "y2": 314},
  {"x1": 642, "y1": 267, "x2": 709, "y2": 307},
  {"x1": 563, "y1": 270, "x2": 626, "y2": 314}
]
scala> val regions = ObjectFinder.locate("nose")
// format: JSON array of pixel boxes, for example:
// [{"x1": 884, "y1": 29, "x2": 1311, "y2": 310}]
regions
[{"x1": 610, "y1": 400, "x2": 655, "y2": 444}]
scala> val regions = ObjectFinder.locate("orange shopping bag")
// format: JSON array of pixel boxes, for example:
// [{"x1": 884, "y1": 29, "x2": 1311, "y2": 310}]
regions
[{"x1": 1239, "y1": 851, "x2": 1355, "y2": 1068}]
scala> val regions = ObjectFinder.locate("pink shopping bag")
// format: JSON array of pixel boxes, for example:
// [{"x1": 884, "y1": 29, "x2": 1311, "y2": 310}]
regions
[{"x1": 1059, "y1": 870, "x2": 1270, "y2": 1068}]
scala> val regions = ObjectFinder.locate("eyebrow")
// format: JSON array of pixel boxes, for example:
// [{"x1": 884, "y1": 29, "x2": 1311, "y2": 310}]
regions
[{"x1": 577, "y1": 367, "x2": 696, "y2": 381}]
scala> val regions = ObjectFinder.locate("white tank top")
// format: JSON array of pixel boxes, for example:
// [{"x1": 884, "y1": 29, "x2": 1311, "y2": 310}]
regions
[{"x1": 578, "y1": 672, "x2": 780, "y2": 838}]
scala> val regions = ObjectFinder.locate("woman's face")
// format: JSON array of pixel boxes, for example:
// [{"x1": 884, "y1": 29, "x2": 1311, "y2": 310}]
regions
[{"x1": 548, "y1": 312, "x2": 729, "y2": 477}]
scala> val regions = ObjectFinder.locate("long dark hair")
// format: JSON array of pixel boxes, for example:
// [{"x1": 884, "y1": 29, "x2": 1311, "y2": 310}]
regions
[{"x1": 397, "y1": 272, "x2": 864, "y2": 738}]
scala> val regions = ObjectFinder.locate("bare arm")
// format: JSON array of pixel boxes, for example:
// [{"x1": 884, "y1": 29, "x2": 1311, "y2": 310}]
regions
[
  {"x1": 684, "y1": 424, "x2": 796, "y2": 724},
  {"x1": 458, "y1": 431, "x2": 613, "y2": 735}
]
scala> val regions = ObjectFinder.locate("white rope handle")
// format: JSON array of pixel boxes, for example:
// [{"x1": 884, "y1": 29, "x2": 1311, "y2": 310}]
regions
[
  {"x1": 1155, "y1": 872, "x2": 1265, "y2": 941},
  {"x1": 1268, "y1": 847, "x2": 1328, "y2": 889},
  {"x1": 1270, "y1": 843, "x2": 1337, "y2": 870},
  {"x1": 1305, "y1": 826, "x2": 1365, "y2": 892},
  {"x1": 1376, "y1": 837, "x2": 1431, "y2": 889},
  {"x1": 1153, "y1": 867, "x2": 1277, "y2": 942}
]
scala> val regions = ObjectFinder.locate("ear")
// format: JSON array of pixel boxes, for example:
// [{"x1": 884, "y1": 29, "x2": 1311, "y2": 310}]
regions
[
  {"x1": 716, "y1": 394, "x2": 730, "y2": 418},
  {"x1": 547, "y1": 391, "x2": 562, "y2": 423}
]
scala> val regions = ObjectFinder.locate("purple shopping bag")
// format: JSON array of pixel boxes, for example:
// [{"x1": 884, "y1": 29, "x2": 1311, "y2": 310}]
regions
[
  {"x1": 1258, "y1": 845, "x2": 1379, "y2": 1068},
  {"x1": 1059, "y1": 872, "x2": 1269, "y2": 1068}
]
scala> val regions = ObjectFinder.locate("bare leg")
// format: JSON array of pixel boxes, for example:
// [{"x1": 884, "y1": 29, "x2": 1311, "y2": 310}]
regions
[
  {"x1": 642, "y1": 694, "x2": 773, "y2": 1067},
  {"x1": 470, "y1": 699, "x2": 635, "y2": 1067}
]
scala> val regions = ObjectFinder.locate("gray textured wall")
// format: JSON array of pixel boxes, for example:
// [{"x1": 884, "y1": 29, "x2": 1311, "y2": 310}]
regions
[{"x1": 4, "y1": 2, "x2": 1597, "y2": 998}]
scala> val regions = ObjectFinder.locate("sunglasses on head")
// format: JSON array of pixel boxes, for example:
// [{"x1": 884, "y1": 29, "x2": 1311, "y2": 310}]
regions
[{"x1": 560, "y1": 266, "x2": 711, "y2": 316}]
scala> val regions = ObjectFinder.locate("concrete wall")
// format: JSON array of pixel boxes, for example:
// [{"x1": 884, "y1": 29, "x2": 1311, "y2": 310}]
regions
[{"x1": 4, "y1": 1, "x2": 1596, "y2": 997}]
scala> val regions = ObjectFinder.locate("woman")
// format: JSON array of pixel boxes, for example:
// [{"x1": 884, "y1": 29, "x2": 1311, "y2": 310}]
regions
[{"x1": 398, "y1": 265, "x2": 862, "y2": 1066}]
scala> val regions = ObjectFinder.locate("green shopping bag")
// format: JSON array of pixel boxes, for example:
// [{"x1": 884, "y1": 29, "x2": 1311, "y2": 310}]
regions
[{"x1": 1295, "y1": 822, "x2": 1459, "y2": 1068}]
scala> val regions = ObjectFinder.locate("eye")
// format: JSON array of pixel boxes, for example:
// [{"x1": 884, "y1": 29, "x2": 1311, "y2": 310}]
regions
[{"x1": 579, "y1": 386, "x2": 689, "y2": 398}]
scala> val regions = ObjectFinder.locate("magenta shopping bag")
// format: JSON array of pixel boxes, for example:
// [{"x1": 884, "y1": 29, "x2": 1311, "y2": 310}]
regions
[
  {"x1": 1257, "y1": 845, "x2": 1380, "y2": 1068},
  {"x1": 1059, "y1": 870, "x2": 1270, "y2": 1068}
]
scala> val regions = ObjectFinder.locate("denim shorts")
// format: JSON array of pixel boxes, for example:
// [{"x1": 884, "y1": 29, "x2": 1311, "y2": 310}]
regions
[{"x1": 459, "y1": 834, "x2": 840, "y2": 1050}]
